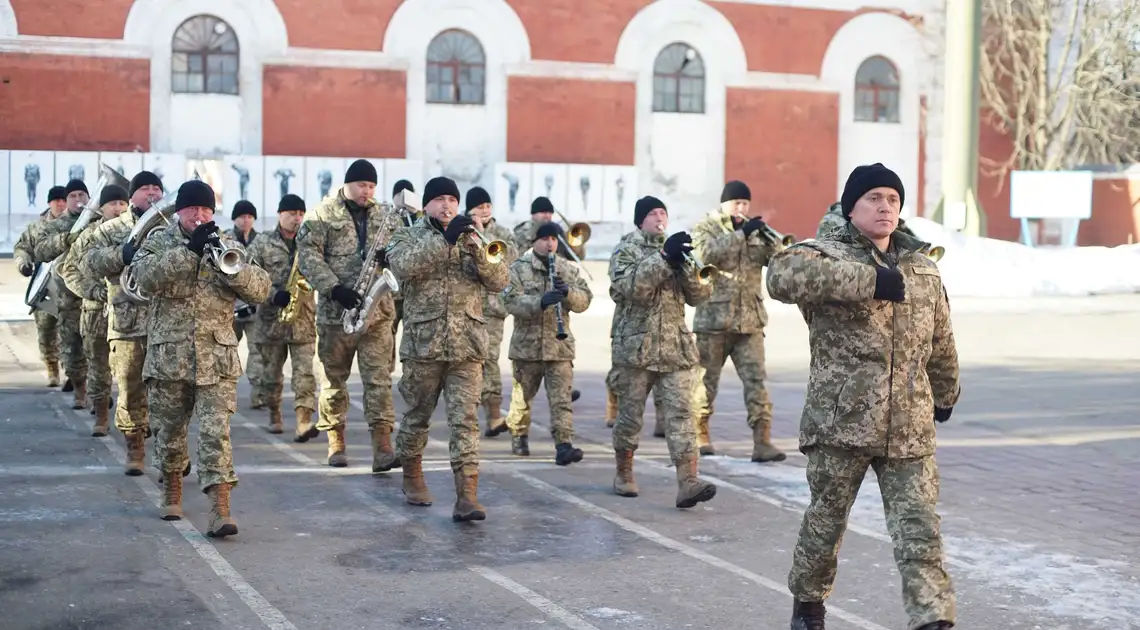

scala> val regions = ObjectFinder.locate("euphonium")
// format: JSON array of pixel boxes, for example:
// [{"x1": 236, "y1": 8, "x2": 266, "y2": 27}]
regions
[
  {"x1": 469, "y1": 228, "x2": 507, "y2": 264},
  {"x1": 278, "y1": 253, "x2": 313, "y2": 324},
  {"x1": 119, "y1": 190, "x2": 180, "y2": 303}
]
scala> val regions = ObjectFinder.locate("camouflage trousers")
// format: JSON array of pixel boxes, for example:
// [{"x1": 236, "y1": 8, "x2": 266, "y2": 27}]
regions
[
  {"x1": 148, "y1": 378, "x2": 238, "y2": 493},
  {"x1": 789, "y1": 446, "x2": 955, "y2": 628},
  {"x1": 316, "y1": 322, "x2": 394, "y2": 432},
  {"x1": 391, "y1": 298, "x2": 403, "y2": 366},
  {"x1": 396, "y1": 360, "x2": 481, "y2": 472},
  {"x1": 110, "y1": 338, "x2": 148, "y2": 433},
  {"x1": 235, "y1": 318, "x2": 264, "y2": 403},
  {"x1": 693, "y1": 332, "x2": 772, "y2": 430},
  {"x1": 610, "y1": 366, "x2": 697, "y2": 464},
  {"x1": 57, "y1": 307, "x2": 86, "y2": 385},
  {"x1": 33, "y1": 310, "x2": 59, "y2": 365},
  {"x1": 505, "y1": 360, "x2": 575, "y2": 443},
  {"x1": 606, "y1": 366, "x2": 664, "y2": 426},
  {"x1": 80, "y1": 309, "x2": 112, "y2": 403},
  {"x1": 480, "y1": 316, "x2": 506, "y2": 405},
  {"x1": 256, "y1": 341, "x2": 317, "y2": 411}
]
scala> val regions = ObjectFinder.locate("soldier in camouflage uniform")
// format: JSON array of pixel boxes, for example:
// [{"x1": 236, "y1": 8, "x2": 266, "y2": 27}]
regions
[
  {"x1": 512, "y1": 196, "x2": 586, "y2": 262},
  {"x1": 246, "y1": 194, "x2": 317, "y2": 440},
  {"x1": 608, "y1": 196, "x2": 717, "y2": 509},
  {"x1": 464, "y1": 186, "x2": 519, "y2": 435},
  {"x1": 500, "y1": 223, "x2": 590, "y2": 463},
  {"x1": 225, "y1": 200, "x2": 264, "y2": 408},
  {"x1": 31, "y1": 179, "x2": 91, "y2": 408},
  {"x1": 58, "y1": 185, "x2": 130, "y2": 436},
  {"x1": 86, "y1": 171, "x2": 166, "y2": 476},
  {"x1": 296, "y1": 160, "x2": 400, "y2": 471},
  {"x1": 390, "y1": 179, "x2": 417, "y2": 363},
  {"x1": 15, "y1": 185, "x2": 67, "y2": 386},
  {"x1": 387, "y1": 176, "x2": 510, "y2": 522},
  {"x1": 128, "y1": 180, "x2": 271, "y2": 537},
  {"x1": 690, "y1": 181, "x2": 786, "y2": 462},
  {"x1": 767, "y1": 164, "x2": 959, "y2": 630},
  {"x1": 819, "y1": 200, "x2": 930, "y2": 250}
]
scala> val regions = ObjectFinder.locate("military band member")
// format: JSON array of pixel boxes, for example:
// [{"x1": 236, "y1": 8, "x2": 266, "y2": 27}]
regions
[
  {"x1": 690, "y1": 180, "x2": 786, "y2": 462},
  {"x1": 608, "y1": 196, "x2": 717, "y2": 509},
  {"x1": 512, "y1": 196, "x2": 585, "y2": 262},
  {"x1": 31, "y1": 179, "x2": 91, "y2": 408},
  {"x1": 296, "y1": 159, "x2": 399, "y2": 470},
  {"x1": 387, "y1": 176, "x2": 509, "y2": 522},
  {"x1": 58, "y1": 184, "x2": 129, "y2": 436},
  {"x1": 226, "y1": 200, "x2": 264, "y2": 408},
  {"x1": 129, "y1": 180, "x2": 271, "y2": 536},
  {"x1": 390, "y1": 179, "x2": 417, "y2": 362},
  {"x1": 15, "y1": 185, "x2": 67, "y2": 386},
  {"x1": 86, "y1": 171, "x2": 165, "y2": 475},
  {"x1": 465, "y1": 185, "x2": 518, "y2": 435},
  {"x1": 246, "y1": 194, "x2": 317, "y2": 439},
  {"x1": 501, "y1": 223, "x2": 589, "y2": 463},
  {"x1": 767, "y1": 164, "x2": 959, "y2": 630}
]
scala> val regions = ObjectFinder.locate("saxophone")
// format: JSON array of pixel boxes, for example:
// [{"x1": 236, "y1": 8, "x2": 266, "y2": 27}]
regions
[
  {"x1": 340, "y1": 200, "x2": 407, "y2": 334},
  {"x1": 278, "y1": 251, "x2": 312, "y2": 324}
]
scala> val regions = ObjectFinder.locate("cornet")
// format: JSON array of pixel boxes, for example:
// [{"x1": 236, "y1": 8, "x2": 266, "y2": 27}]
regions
[{"x1": 468, "y1": 228, "x2": 507, "y2": 264}]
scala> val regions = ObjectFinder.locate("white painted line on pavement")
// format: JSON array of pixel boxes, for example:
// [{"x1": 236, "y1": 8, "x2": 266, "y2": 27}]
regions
[{"x1": 470, "y1": 566, "x2": 602, "y2": 630}]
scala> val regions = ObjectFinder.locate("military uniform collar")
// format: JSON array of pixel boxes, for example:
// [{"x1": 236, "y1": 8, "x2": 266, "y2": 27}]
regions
[
  {"x1": 842, "y1": 222, "x2": 928, "y2": 257},
  {"x1": 528, "y1": 249, "x2": 556, "y2": 270}
]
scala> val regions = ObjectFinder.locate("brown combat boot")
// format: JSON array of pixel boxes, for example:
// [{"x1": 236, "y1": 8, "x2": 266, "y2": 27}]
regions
[
  {"x1": 696, "y1": 414, "x2": 715, "y2": 456},
  {"x1": 483, "y1": 396, "x2": 508, "y2": 437},
  {"x1": 91, "y1": 398, "x2": 111, "y2": 437},
  {"x1": 613, "y1": 450, "x2": 639, "y2": 497},
  {"x1": 750, "y1": 423, "x2": 787, "y2": 462},
  {"x1": 266, "y1": 403, "x2": 283, "y2": 434},
  {"x1": 370, "y1": 427, "x2": 399, "y2": 472},
  {"x1": 46, "y1": 361, "x2": 59, "y2": 388},
  {"x1": 675, "y1": 456, "x2": 717, "y2": 509},
  {"x1": 72, "y1": 380, "x2": 87, "y2": 410},
  {"x1": 452, "y1": 466, "x2": 486, "y2": 522},
  {"x1": 124, "y1": 430, "x2": 146, "y2": 476},
  {"x1": 401, "y1": 455, "x2": 433, "y2": 506},
  {"x1": 293, "y1": 407, "x2": 319, "y2": 443},
  {"x1": 653, "y1": 406, "x2": 666, "y2": 438},
  {"x1": 206, "y1": 483, "x2": 238, "y2": 538},
  {"x1": 161, "y1": 470, "x2": 183, "y2": 521},
  {"x1": 605, "y1": 388, "x2": 617, "y2": 428},
  {"x1": 327, "y1": 426, "x2": 347, "y2": 467}
]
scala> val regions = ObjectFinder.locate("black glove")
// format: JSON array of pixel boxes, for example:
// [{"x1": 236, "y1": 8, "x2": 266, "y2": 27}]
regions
[
  {"x1": 17, "y1": 261, "x2": 33, "y2": 277},
  {"x1": 271, "y1": 290, "x2": 291, "y2": 307},
  {"x1": 661, "y1": 232, "x2": 693, "y2": 266},
  {"x1": 330, "y1": 285, "x2": 363, "y2": 310},
  {"x1": 187, "y1": 221, "x2": 218, "y2": 256},
  {"x1": 236, "y1": 304, "x2": 257, "y2": 319},
  {"x1": 540, "y1": 291, "x2": 563, "y2": 310},
  {"x1": 743, "y1": 218, "x2": 767, "y2": 238},
  {"x1": 121, "y1": 240, "x2": 137, "y2": 266},
  {"x1": 934, "y1": 407, "x2": 953, "y2": 423},
  {"x1": 872, "y1": 267, "x2": 905, "y2": 302},
  {"x1": 443, "y1": 215, "x2": 476, "y2": 245},
  {"x1": 553, "y1": 276, "x2": 569, "y2": 296},
  {"x1": 375, "y1": 248, "x2": 387, "y2": 268}
]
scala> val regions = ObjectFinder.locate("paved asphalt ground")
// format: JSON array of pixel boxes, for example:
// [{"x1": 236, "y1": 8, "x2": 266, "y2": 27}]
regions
[{"x1": 1, "y1": 260, "x2": 1139, "y2": 630}]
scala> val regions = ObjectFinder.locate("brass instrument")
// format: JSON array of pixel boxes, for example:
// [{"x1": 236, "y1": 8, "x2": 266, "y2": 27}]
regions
[
  {"x1": 552, "y1": 210, "x2": 593, "y2": 280},
  {"x1": 203, "y1": 231, "x2": 248, "y2": 275},
  {"x1": 278, "y1": 252, "x2": 313, "y2": 324},
  {"x1": 341, "y1": 200, "x2": 403, "y2": 334},
  {"x1": 925, "y1": 245, "x2": 946, "y2": 262},
  {"x1": 758, "y1": 224, "x2": 798, "y2": 249},
  {"x1": 548, "y1": 253, "x2": 568, "y2": 340},
  {"x1": 682, "y1": 252, "x2": 720, "y2": 286},
  {"x1": 119, "y1": 190, "x2": 180, "y2": 302},
  {"x1": 469, "y1": 228, "x2": 507, "y2": 264}
]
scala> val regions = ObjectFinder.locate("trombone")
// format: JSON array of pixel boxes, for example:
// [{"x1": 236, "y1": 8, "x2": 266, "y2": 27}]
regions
[
  {"x1": 468, "y1": 228, "x2": 508, "y2": 264},
  {"x1": 552, "y1": 210, "x2": 594, "y2": 280}
]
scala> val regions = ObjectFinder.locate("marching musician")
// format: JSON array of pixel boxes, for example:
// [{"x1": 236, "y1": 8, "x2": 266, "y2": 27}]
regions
[
  {"x1": 500, "y1": 223, "x2": 589, "y2": 463},
  {"x1": 465, "y1": 185, "x2": 518, "y2": 436},
  {"x1": 296, "y1": 159, "x2": 400, "y2": 471},
  {"x1": 128, "y1": 179, "x2": 271, "y2": 536},
  {"x1": 15, "y1": 185, "x2": 67, "y2": 386},
  {"x1": 511, "y1": 196, "x2": 586, "y2": 262},
  {"x1": 226, "y1": 200, "x2": 264, "y2": 410},
  {"x1": 387, "y1": 176, "x2": 509, "y2": 522},
  {"x1": 86, "y1": 171, "x2": 165, "y2": 476},
  {"x1": 245, "y1": 194, "x2": 317, "y2": 439},
  {"x1": 390, "y1": 178, "x2": 416, "y2": 351},
  {"x1": 689, "y1": 180, "x2": 787, "y2": 462},
  {"x1": 608, "y1": 196, "x2": 717, "y2": 509},
  {"x1": 57, "y1": 184, "x2": 130, "y2": 437},
  {"x1": 30, "y1": 179, "x2": 92, "y2": 409}
]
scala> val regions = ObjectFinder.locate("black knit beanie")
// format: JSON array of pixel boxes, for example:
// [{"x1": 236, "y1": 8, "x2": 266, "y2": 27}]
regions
[
  {"x1": 65, "y1": 179, "x2": 88, "y2": 196},
  {"x1": 98, "y1": 185, "x2": 129, "y2": 207},
  {"x1": 47, "y1": 186, "x2": 67, "y2": 202},
  {"x1": 634, "y1": 196, "x2": 666, "y2": 227},
  {"x1": 175, "y1": 180, "x2": 216, "y2": 211},
  {"x1": 392, "y1": 179, "x2": 415, "y2": 198},
  {"x1": 422, "y1": 176, "x2": 461, "y2": 207},
  {"x1": 231, "y1": 200, "x2": 257, "y2": 220},
  {"x1": 129, "y1": 171, "x2": 164, "y2": 196},
  {"x1": 344, "y1": 159, "x2": 378, "y2": 184},
  {"x1": 720, "y1": 181, "x2": 751, "y2": 203},
  {"x1": 840, "y1": 163, "x2": 904, "y2": 219},
  {"x1": 531, "y1": 197, "x2": 554, "y2": 215},
  {"x1": 278, "y1": 194, "x2": 305, "y2": 213},
  {"x1": 535, "y1": 222, "x2": 564, "y2": 241},
  {"x1": 465, "y1": 186, "x2": 492, "y2": 212}
]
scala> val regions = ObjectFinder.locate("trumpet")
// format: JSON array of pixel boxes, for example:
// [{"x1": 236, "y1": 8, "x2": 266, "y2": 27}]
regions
[
  {"x1": 468, "y1": 228, "x2": 507, "y2": 264},
  {"x1": 682, "y1": 252, "x2": 721, "y2": 285},
  {"x1": 204, "y1": 232, "x2": 248, "y2": 275},
  {"x1": 758, "y1": 224, "x2": 798, "y2": 249},
  {"x1": 924, "y1": 245, "x2": 945, "y2": 262}
]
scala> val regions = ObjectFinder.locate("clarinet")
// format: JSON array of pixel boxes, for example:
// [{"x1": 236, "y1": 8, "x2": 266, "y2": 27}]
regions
[{"x1": 548, "y1": 253, "x2": 568, "y2": 340}]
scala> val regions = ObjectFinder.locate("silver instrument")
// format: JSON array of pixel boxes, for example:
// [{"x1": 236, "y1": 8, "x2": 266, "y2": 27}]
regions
[
  {"x1": 203, "y1": 231, "x2": 248, "y2": 275},
  {"x1": 119, "y1": 191, "x2": 179, "y2": 303},
  {"x1": 341, "y1": 196, "x2": 407, "y2": 334}
]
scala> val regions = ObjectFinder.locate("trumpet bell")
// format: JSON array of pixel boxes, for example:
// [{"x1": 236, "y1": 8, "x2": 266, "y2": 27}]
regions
[
  {"x1": 566, "y1": 222, "x2": 591, "y2": 248},
  {"x1": 695, "y1": 264, "x2": 719, "y2": 285},
  {"x1": 780, "y1": 235, "x2": 796, "y2": 247},
  {"x1": 926, "y1": 245, "x2": 945, "y2": 262},
  {"x1": 214, "y1": 247, "x2": 247, "y2": 275}
]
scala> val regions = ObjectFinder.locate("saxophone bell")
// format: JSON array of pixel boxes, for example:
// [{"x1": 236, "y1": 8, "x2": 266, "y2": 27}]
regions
[{"x1": 342, "y1": 269, "x2": 399, "y2": 335}]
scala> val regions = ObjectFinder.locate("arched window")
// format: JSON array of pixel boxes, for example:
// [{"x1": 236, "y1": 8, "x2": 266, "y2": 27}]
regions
[
  {"x1": 426, "y1": 29, "x2": 486, "y2": 105},
  {"x1": 652, "y1": 43, "x2": 705, "y2": 114},
  {"x1": 854, "y1": 56, "x2": 900, "y2": 123},
  {"x1": 171, "y1": 15, "x2": 240, "y2": 95}
]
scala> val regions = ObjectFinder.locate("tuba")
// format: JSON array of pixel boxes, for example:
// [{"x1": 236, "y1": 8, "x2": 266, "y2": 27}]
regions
[{"x1": 119, "y1": 190, "x2": 179, "y2": 302}]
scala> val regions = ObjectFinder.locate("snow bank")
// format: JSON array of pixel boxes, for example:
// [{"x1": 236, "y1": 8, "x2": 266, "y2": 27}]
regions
[{"x1": 906, "y1": 217, "x2": 1140, "y2": 297}]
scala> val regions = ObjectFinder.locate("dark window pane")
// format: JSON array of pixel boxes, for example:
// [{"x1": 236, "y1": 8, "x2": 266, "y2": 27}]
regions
[{"x1": 425, "y1": 29, "x2": 486, "y2": 104}]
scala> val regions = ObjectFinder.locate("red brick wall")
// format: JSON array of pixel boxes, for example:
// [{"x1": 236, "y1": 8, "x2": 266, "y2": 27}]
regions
[
  {"x1": 261, "y1": 66, "x2": 406, "y2": 157},
  {"x1": 507, "y1": 0, "x2": 650, "y2": 63},
  {"x1": 1082, "y1": 178, "x2": 1140, "y2": 246},
  {"x1": 724, "y1": 88, "x2": 839, "y2": 240},
  {"x1": 0, "y1": 54, "x2": 150, "y2": 151},
  {"x1": 506, "y1": 76, "x2": 636, "y2": 164},
  {"x1": 709, "y1": 2, "x2": 851, "y2": 74},
  {"x1": 9, "y1": 0, "x2": 135, "y2": 39},
  {"x1": 276, "y1": 0, "x2": 402, "y2": 51},
  {"x1": 976, "y1": 114, "x2": 1019, "y2": 241}
]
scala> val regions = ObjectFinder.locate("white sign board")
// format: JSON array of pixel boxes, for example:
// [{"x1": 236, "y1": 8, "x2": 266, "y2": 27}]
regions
[{"x1": 1010, "y1": 170, "x2": 1093, "y2": 220}]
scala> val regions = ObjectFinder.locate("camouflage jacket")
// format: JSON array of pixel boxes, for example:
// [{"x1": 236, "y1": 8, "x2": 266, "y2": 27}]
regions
[
  {"x1": 246, "y1": 227, "x2": 316, "y2": 344},
  {"x1": 129, "y1": 221, "x2": 272, "y2": 385},
  {"x1": 13, "y1": 209, "x2": 54, "y2": 268},
  {"x1": 297, "y1": 192, "x2": 398, "y2": 330},
  {"x1": 817, "y1": 204, "x2": 919, "y2": 242},
  {"x1": 31, "y1": 209, "x2": 83, "y2": 311},
  {"x1": 608, "y1": 230, "x2": 711, "y2": 371},
  {"x1": 766, "y1": 223, "x2": 961, "y2": 458},
  {"x1": 85, "y1": 209, "x2": 152, "y2": 340},
  {"x1": 224, "y1": 227, "x2": 258, "y2": 247},
  {"x1": 608, "y1": 230, "x2": 639, "y2": 340},
  {"x1": 691, "y1": 209, "x2": 777, "y2": 334},
  {"x1": 387, "y1": 218, "x2": 510, "y2": 362},
  {"x1": 502, "y1": 250, "x2": 592, "y2": 361},
  {"x1": 478, "y1": 218, "x2": 518, "y2": 319},
  {"x1": 57, "y1": 217, "x2": 110, "y2": 313},
  {"x1": 512, "y1": 219, "x2": 586, "y2": 261}
]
